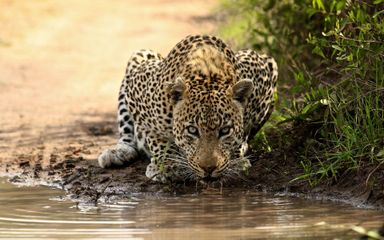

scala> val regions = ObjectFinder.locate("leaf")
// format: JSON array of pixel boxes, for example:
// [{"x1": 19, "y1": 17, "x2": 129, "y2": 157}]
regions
[
  {"x1": 373, "y1": 9, "x2": 384, "y2": 19},
  {"x1": 301, "y1": 102, "x2": 320, "y2": 116},
  {"x1": 351, "y1": 226, "x2": 367, "y2": 235},
  {"x1": 322, "y1": 30, "x2": 335, "y2": 36},
  {"x1": 312, "y1": 46, "x2": 326, "y2": 58},
  {"x1": 313, "y1": 0, "x2": 325, "y2": 10},
  {"x1": 331, "y1": 44, "x2": 344, "y2": 52},
  {"x1": 377, "y1": 149, "x2": 384, "y2": 157},
  {"x1": 366, "y1": 230, "x2": 382, "y2": 239},
  {"x1": 320, "y1": 99, "x2": 330, "y2": 105},
  {"x1": 336, "y1": 1, "x2": 346, "y2": 11},
  {"x1": 307, "y1": 8, "x2": 319, "y2": 17}
]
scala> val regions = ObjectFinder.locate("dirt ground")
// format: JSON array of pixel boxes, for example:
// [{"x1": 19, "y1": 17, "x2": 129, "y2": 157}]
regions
[
  {"x1": 1, "y1": 0, "x2": 383, "y2": 210},
  {"x1": 0, "y1": 0, "x2": 216, "y2": 157}
]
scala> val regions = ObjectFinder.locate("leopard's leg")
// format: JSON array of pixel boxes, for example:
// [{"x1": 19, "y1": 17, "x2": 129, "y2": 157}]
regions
[
  {"x1": 235, "y1": 50, "x2": 278, "y2": 143},
  {"x1": 98, "y1": 82, "x2": 139, "y2": 168},
  {"x1": 98, "y1": 50, "x2": 163, "y2": 168}
]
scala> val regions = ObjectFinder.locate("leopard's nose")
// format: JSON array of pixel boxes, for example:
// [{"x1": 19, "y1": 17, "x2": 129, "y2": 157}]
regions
[{"x1": 202, "y1": 166, "x2": 217, "y2": 176}]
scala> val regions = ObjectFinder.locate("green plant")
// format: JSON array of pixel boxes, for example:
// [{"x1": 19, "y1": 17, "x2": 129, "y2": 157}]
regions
[
  {"x1": 218, "y1": 0, "x2": 384, "y2": 185},
  {"x1": 298, "y1": 0, "x2": 384, "y2": 183}
]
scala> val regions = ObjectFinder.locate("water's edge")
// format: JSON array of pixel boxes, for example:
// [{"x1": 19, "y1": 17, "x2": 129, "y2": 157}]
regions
[{"x1": 1, "y1": 161, "x2": 382, "y2": 211}]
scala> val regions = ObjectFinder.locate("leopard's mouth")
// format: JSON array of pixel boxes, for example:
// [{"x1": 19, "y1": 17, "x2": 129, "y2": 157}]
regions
[
  {"x1": 193, "y1": 166, "x2": 222, "y2": 182},
  {"x1": 201, "y1": 175, "x2": 220, "y2": 182}
]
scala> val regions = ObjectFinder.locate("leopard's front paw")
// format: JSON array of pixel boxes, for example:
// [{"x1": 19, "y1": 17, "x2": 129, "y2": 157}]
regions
[{"x1": 98, "y1": 144, "x2": 138, "y2": 168}]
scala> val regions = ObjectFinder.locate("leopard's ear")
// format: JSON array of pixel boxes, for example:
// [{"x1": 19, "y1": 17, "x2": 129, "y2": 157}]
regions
[
  {"x1": 232, "y1": 79, "x2": 254, "y2": 104},
  {"x1": 166, "y1": 77, "x2": 186, "y2": 103}
]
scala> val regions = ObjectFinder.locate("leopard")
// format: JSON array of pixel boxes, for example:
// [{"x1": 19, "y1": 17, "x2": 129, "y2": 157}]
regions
[{"x1": 98, "y1": 35, "x2": 278, "y2": 183}]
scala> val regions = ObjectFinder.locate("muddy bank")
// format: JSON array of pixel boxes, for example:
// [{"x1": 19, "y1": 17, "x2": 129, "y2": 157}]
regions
[{"x1": 1, "y1": 118, "x2": 383, "y2": 210}]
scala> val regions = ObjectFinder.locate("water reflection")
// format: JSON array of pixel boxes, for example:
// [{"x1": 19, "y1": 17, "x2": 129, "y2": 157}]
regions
[{"x1": 0, "y1": 178, "x2": 382, "y2": 239}]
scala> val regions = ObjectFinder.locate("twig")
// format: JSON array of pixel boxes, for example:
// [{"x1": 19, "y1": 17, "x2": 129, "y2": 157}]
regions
[
  {"x1": 365, "y1": 160, "x2": 384, "y2": 187},
  {"x1": 93, "y1": 177, "x2": 113, "y2": 204},
  {"x1": 138, "y1": 173, "x2": 159, "y2": 187}
]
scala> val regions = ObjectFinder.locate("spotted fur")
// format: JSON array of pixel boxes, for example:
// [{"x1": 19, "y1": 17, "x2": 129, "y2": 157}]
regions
[{"x1": 98, "y1": 35, "x2": 278, "y2": 182}]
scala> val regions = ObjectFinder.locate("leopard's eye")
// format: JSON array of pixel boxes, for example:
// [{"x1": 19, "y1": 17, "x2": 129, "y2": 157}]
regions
[
  {"x1": 186, "y1": 126, "x2": 199, "y2": 137},
  {"x1": 219, "y1": 126, "x2": 232, "y2": 138}
]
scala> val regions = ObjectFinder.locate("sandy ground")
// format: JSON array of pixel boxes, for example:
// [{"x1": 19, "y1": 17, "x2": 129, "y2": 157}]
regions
[{"x1": 0, "y1": 0, "x2": 216, "y2": 163}]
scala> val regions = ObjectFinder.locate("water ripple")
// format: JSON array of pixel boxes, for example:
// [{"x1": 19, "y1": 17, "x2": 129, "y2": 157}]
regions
[{"x1": 0, "y1": 178, "x2": 383, "y2": 239}]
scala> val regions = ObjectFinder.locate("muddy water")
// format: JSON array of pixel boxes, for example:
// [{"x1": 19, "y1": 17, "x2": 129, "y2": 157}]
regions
[{"x1": 0, "y1": 178, "x2": 382, "y2": 240}]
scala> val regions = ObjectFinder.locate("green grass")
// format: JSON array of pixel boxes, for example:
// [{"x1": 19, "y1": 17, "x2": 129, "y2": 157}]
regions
[{"x1": 217, "y1": 0, "x2": 384, "y2": 186}]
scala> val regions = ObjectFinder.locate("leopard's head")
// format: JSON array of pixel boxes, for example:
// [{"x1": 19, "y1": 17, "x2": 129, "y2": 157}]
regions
[{"x1": 167, "y1": 46, "x2": 253, "y2": 180}]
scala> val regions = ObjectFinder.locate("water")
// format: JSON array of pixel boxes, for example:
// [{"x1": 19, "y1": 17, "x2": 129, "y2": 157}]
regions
[{"x1": 0, "y1": 178, "x2": 382, "y2": 240}]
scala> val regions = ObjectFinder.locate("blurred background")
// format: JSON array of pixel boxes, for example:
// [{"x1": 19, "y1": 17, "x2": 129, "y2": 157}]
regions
[{"x1": 0, "y1": 0, "x2": 216, "y2": 162}]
